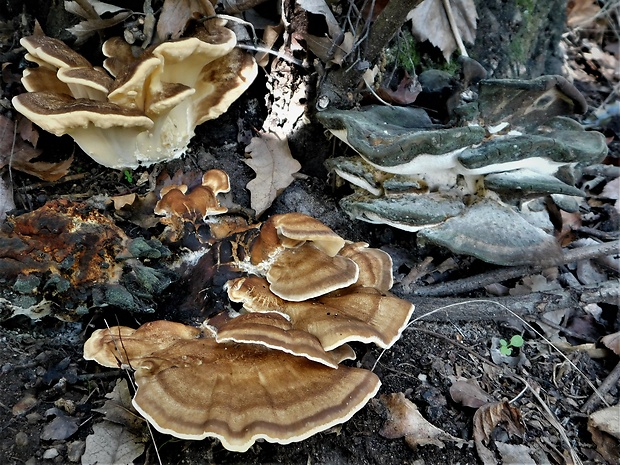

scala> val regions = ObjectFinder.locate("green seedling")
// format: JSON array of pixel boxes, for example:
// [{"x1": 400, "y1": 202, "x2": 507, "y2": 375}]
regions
[
  {"x1": 123, "y1": 169, "x2": 134, "y2": 184},
  {"x1": 499, "y1": 334, "x2": 524, "y2": 356}
]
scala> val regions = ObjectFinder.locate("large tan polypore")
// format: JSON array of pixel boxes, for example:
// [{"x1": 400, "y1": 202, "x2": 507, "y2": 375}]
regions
[
  {"x1": 84, "y1": 322, "x2": 380, "y2": 452},
  {"x1": 12, "y1": 9, "x2": 257, "y2": 169}
]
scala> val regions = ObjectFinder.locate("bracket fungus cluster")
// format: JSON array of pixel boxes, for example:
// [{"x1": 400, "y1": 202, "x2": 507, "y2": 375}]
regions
[
  {"x1": 318, "y1": 75, "x2": 608, "y2": 266},
  {"x1": 84, "y1": 213, "x2": 414, "y2": 451},
  {"x1": 12, "y1": 13, "x2": 257, "y2": 169}
]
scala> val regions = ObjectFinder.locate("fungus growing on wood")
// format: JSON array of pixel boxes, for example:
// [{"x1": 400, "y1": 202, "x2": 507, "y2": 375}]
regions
[
  {"x1": 84, "y1": 321, "x2": 381, "y2": 452},
  {"x1": 12, "y1": 9, "x2": 257, "y2": 169},
  {"x1": 319, "y1": 75, "x2": 608, "y2": 266}
]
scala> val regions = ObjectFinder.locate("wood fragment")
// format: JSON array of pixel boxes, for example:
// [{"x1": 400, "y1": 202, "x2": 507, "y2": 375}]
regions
[{"x1": 410, "y1": 241, "x2": 619, "y2": 297}]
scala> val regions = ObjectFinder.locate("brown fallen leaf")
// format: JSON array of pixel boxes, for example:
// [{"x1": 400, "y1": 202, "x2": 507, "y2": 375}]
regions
[
  {"x1": 601, "y1": 331, "x2": 620, "y2": 355},
  {"x1": 244, "y1": 132, "x2": 301, "y2": 217},
  {"x1": 449, "y1": 380, "x2": 495, "y2": 408},
  {"x1": 109, "y1": 192, "x2": 160, "y2": 230},
  {"x1": 65, "y1": 0, "x2": 132, "y2": 44},
  {"x1": 156, "y1": 0, "x2": 213, "y2": 43},
  {"x1": 376, "y1": 72, "x2": 422, "y2": 106},
  {"x1": 408, "y1": 0, "x2": 477, "y2": 61},
  {"x1": 0, "y1": 115, "x2": 73, "y2": 181},
  {"x1": 588, "y1": 404, "x2": 620, "y2": 463},
  {"x1": 473, "y1": 400, "x2": 524, "y2": 465},
  {"x1": 379, "y1": 392, "x2": 467, "y2": 449}
]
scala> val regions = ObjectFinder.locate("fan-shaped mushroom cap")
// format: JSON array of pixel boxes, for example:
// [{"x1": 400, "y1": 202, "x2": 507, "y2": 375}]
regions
[
  {"x1": 227, "y1": 277, "x2": 415, "y2": 350},
  {"x1": 20, "y1": 35, "x2": 91, "y2": 69},
  {"x1": 418, "y1": 200, "x2": 563, "y2": 266},
  {"x1": 15, "y1": 26, "x2": 257, "y2": 169},
  {"x1": 56, "y1": 66, "x2": 114, "y2": 100},
  {"x1": 84, "y1": 320, "x2": 201, "y2": 368},
  {"x1": 154, "y1": 169, "x2": 230, "y2": 220},
  {"x1": 267, "y1": 243, "x2": 359, "y2": 301},
  {"x1": 102, "y1": 37, "x2": 143, "y2": 77},
  {"x1": 21, "y1": 67, "x2": 71, "y2": 94},
  {"x1": 202, "y1": 169, "x2": 230, "y2": 194},
  {"x1": 11, "y1": 92, "x2": 157, "y2": 168},
  {"x1": 84, "y1": 322, "x2": 381, "y2": 452},
  {"x1": 250, "y1": 213, "x2": 347, "y2": 265},
  {"x1": 272, "y1": 213, "x2": 346, "y2": 256},
  {"x1": 211, "y1": 312, "x2": 355, "y2": 368},
  {"x1": 191, "y1": 48, "x2": 258, "y2": 126},
  {"x1": 338, "y1": 242, "x2": 394, "y2": 292},
  {"x1": 11, "y1": 92, "x2": 153, "y2": 136}
]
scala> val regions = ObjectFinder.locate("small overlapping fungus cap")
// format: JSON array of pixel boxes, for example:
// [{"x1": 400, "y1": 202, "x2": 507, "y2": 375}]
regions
[
  {"x1": 209, "y1": 312, "x2": 356, "y2": 368},
  {"x1": 84, "y1": 320, "x2": 201, "y2": 367},
  {"x1": 12, "y1": 15, "x2": 257, "y2": 169},
  {"x1": 154, "y1": 169, "x2": 230, "y2": 221},
  {"x1": 338, "y1": 241, "x2": 394, "y2": 292},
  {"x1": 84, "y1": 321, "x2": 380, "y2": 452},
  {"x1": 245, "y1": 213, "x2": 358, "y2": 301},
  {"x1": 227, "y1": 276, "x2": 415, "y2": 351}
]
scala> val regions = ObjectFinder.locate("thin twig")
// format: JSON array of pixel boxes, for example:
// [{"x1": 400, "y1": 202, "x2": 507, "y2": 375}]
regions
[
  {"x1": 581, "y1": 360, "x2": 620, "y2": 413},
  {"x1": 441, "y1": 0, "x2": 468, "y2": 56},
  {"x1": 412, "y1": 240, "x2": 620, "y2": 297},
  {"x1": 511, "y1": 375, "x2": 582, "y2": 465}
]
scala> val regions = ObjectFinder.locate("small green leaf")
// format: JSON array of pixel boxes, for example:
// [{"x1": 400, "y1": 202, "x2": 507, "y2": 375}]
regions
[
  {"x1": 499, "y1": 339, "x2": 508, "y2": 347},
  {"x1": 499, "y1": 345, "x2": 512, "y2": 356},
  {"x1": 510, "y1": 335, "x2": 524, "y2": 348},
  {"x1": 123, "y1": 169, "x2": 133, "y2": 184}
]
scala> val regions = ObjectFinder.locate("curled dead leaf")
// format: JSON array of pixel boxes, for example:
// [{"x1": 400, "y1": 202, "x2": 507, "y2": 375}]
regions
[
  {"x1": 473, "y1": 400, "x2": 524, "y2": 465},
  {"x1": 379, "y1": 392, "x2": 467, "y2": 449},
  {"x1": 244, "y1": 132, "x2": 301, "y2": 217}
]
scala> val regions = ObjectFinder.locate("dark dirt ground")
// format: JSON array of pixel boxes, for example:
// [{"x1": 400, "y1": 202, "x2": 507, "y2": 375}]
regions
[{"x1": 1, "y1": 1, "x2": 619, "y2": 465}]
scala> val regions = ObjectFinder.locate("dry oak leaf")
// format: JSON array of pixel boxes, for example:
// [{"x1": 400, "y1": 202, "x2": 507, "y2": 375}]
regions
[
  {"x1": 473, "y1": 400, "x2": 525, "y2": 465},
  {"x1": 408, "y1": 0, "x2": 477, "y2": 61},
  {"x1": 0, "y1": 114, "x2": 72, "y2": 182},
  {"x1": 244, "y1": 132, "x2": 301, "y2": 217},
  {"x1": 82, "y1": 421, "x2": 145, "y2": 465}
]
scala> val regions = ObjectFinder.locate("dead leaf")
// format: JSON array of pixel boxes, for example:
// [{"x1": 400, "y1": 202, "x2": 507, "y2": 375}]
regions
[
  {"x1": 65, "y1": 0, "x2": 132, "y2": 44},
  {"x1": 408, "y1": 0, "x2": 477, "y2": 61},
  {"x1": 376, "y1": 72, "x2": 422, "y2": 105},
  {"x1": 495, "y1": 442, "x2": 536, "y2": 465},
  {"x1": 601, "y1": 331, "x2": 620, "y2": 355},
  {"x1": 0, "y1": 115, "x2": 73, "y2": 181},
  {"x1": 588, "y1": 404, "x2": 620, "y2": 463},
  {"x1": 473, "y1": 400, "x2": 524, "y2": 465},
  {"x1": 109, "y1": 192, "x2": 160, "y2": 230},
  {"x1": 449, "y1": 380, "x2": 495, "y2": 408},
  {"x1": 93, "y1": 379, "x2": 145, "y2": 431},
  {"x1": 41, "y1": 409, "x2": 79, "y2": 441},
  {"x1": 567, "y1": 0, "x2": 602, "y2": 28},
  {"x1": 156, "y1": 0, "x2": 213, "y2": 43},
  {"x1": 82, "y1": 421, "x2": 145, "y2": 465},
  {"x1": 600, "y1": 177, "x2": 620, "y2": 200},
  {"x1": 244, "y1": 132, "x2": 301, "y2": 217},
  {"x1": 297, "y1": 0, "x2": 343, "y2": 40},
  {"x1": 379, "y1": 392, "x2": 467, "y2": 449},
  {"x1": 301, "y1": 32, "x2": 354, "y2": 66}
]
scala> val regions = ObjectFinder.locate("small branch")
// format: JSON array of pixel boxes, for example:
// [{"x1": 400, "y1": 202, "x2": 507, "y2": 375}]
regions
[
  {"x1": 365, "y1": 0, "x2": 424, "y2": 65},
  {"x1": 411, "y1": 241, "x2": 620, "y2": 297},
  {"x1": 441, "y1": 0, "x2": 468, "y2": 57},
  {"x1": 581, "y1": 360, "x2": 620, "y2": 413}
]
